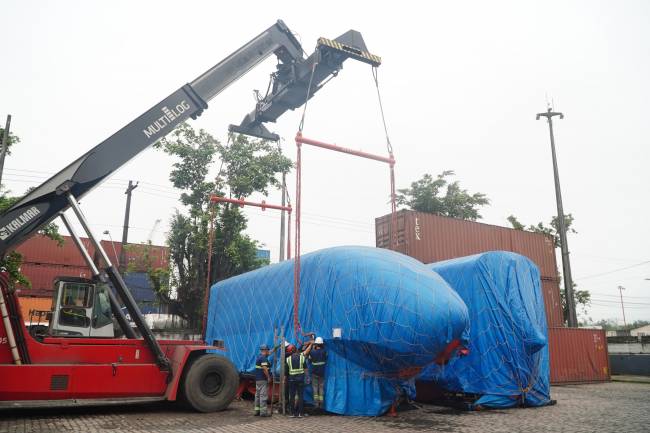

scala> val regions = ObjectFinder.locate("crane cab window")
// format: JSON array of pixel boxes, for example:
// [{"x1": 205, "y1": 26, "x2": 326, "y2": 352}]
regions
[
  {"x1": 61, "y1": 283, "x2": 93, "y2": 308},
  {"x1": 92, "y1": 285, "x2": 113, "y2": 329},
  {"x1": 58, "y1": 282, "x2": 93, "y2": 328}
]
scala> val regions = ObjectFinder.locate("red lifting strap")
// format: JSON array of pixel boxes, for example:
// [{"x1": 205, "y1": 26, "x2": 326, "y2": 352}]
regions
[
  {"x1": 293, "y1": 132, "x2": 397, "y2": 338},
  {"x1": 202, "y1": 195, "x2": 292, "y2": 338}
]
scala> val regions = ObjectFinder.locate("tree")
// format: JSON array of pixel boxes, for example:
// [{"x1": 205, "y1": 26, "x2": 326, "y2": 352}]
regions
[
  {"x1": 155, "y1": 124, "x2": 291, "y2": 326},
  {"x1": 125, "y1": 242, "x2": 171, "y2": 310},
  {"x1": 508, "y1": 214, "x2": 577, "y2": 248},
  {"x1": 507, "y1": 214, "x2": 590, "y2": 321},
  {"x1": 396, "y1": 171, "x2": 489, "y2": 221},
  {"x1": 587, "y1": 319, "x2": 650, "y2": 331},
  {"x1": 566, "y1": 286, "x2": 591, "y2": 319},
  {"x1": 0, "y1": 125, "x2": 19, "y2": 156}
]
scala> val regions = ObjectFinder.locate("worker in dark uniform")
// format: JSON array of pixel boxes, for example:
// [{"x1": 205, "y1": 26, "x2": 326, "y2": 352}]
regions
[
  {"x1": 286, "y1": 340, "x2": 313, "y2": 418},
  {"x1": 309, "y1": 336, "x2": 327, "y2": 409},
  {"x1": 254, "y1": 344, "x2": 271, "y2": 417}
]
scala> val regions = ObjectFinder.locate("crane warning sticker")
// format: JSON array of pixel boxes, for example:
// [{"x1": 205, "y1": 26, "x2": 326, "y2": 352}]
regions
[{"x1": 0, "y1": 206, "x2": 41, "y2": 240}]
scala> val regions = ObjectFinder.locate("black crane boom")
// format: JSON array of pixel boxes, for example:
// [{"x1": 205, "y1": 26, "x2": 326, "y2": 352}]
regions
[
  {"x1": 0, "y1": 20, "x2": 379, "y2": 371},
  {"x1": 0, "y1": 20, "x2": 305, "y2": 255}
]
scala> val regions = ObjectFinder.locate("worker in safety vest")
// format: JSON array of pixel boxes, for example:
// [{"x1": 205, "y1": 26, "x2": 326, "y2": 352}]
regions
[
  {"x1": 286, "y1": 340, "x2": 313, "y2": 418},
  {"x1": 309, "y1": 336, "x2": 327, "y2": 409},
  {"x1": 254, "y1": 344, "x2": 271, "y2": 417},
  {"x1": 283, "y1": 342, "x2": 294, "y2": 406}
]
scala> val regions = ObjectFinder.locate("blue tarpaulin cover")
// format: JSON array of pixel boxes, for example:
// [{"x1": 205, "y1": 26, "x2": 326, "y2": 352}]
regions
[
  {"x1": 419, "y1": 251, "x2": 551, "y2": 408},
  {"x1": 206, "y1": 246, "x2": 469, "y2": 416}
]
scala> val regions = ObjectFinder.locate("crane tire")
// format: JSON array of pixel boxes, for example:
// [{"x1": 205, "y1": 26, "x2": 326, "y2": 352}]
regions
[{"x1": 182, "y1": 354, "x2": 238, "y2": 412}]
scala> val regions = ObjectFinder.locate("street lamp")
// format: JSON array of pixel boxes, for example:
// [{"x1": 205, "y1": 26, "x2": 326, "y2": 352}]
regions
[
  {"x1": 102, "y1": 230, "x2": 121, "y2": 266},
  {"x1": 536, "y1": 106, "x2": 577, "y2": 327}
]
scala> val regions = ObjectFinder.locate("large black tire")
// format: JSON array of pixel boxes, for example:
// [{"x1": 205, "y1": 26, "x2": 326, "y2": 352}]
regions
[{"x1": 182, "y1": 354, "x2": 239, "y2": 412}]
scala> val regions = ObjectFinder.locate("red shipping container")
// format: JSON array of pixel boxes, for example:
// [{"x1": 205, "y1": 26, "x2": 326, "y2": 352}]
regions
[
  {"x1": 548, "y1": 327, "x2": 610, "y2": 384},
  {"x1": 16, "y1": 296, "x2": 53, "y2": 324},
  {"x1": 15, "y1": 235, "x2": 168, "y2": 273},
  {"x1": 16, "y1": 263, "x2": 92, "y2": 297},
  {"x1": 376, "y1": 210, "x2": 564, "y2": 327},
  {"x1": 542, "y1": 278, "x2": 564, "y2": 327},
  {"x1": 15, "y1": 235, "x2": 94, "y2": 268},
  {"x1": 103, "y1": 241, "x2": 169, "y2": 271}
]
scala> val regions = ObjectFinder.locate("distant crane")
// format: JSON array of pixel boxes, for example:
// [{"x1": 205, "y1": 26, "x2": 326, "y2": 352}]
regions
[{"x1": 147, "y1": 219, "x2": 162, "y2": 244}]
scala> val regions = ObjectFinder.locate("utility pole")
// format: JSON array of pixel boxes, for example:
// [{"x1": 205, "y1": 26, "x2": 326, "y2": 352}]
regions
[
  {"x1": 0, "y1": 114, "x2": 12, "y2": 188},
  {"x1": 618, "y1": 285, "x2": 627, "y2": 328},
  {"x1": 279, "y1": 172, "x2": 286, "y2": 261},
  {"x1": 119, "y1": 180, "x2": 138, "y2": 271},
  {"x1": 537, "y1": 107, "x2": 578, "y2": 327}
]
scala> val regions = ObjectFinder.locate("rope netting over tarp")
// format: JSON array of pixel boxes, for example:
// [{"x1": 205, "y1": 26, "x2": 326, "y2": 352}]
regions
[
  {"x1": 418, "y1": 251, "x2": 551, "y2": 409},
  {"x1": 205, "y1": 246, "x2": 469, "y2": 416}
]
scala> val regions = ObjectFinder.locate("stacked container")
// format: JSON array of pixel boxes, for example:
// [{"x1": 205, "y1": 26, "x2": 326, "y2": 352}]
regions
[
  {"x1": 14, "y1": 235, "x2": 169, "y2": 310},
  {"x1": 376, "y1": 210, "x2": 610, "y2": 384},
  {"x1": 376, "y1": 210, "x2": 563, "y2": 327}
]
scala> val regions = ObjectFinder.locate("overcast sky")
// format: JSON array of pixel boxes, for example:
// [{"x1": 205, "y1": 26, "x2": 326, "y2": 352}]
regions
[{"x1": 2, "y1": 1, "x2": 649, "y2": 323}]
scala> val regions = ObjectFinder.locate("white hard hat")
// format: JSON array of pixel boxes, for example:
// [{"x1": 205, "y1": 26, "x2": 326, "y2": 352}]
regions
[
  {"x1": 315, "y1": 337, "x2": 324, "y2": 345},
  {"x1": 285, "y1": 341, "x2": 290, "y2": 347}
]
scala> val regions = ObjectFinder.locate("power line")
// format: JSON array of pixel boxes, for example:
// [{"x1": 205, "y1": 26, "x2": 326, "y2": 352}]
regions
[
  {"x1": 576, "y1": 261, "x2": 650, "y2": 281},
  {"x1": 590, "y1": 298, "x2": 650, "y2": 306},
  {"x1": 4, "y1": 167, "x2": 179, "y2": 192},
  {"x1": 589, "y1": 293, "x2": 650, "y2": 300}
]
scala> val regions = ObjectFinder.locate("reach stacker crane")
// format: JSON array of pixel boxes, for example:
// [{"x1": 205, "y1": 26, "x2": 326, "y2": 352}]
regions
[{"x1": 0, "y1": 20, "x2": 380, "y2": 411}]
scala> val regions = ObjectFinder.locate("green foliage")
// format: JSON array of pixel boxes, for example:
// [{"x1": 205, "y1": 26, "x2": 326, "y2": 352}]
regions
[
  {"x1": 586, "y1": 319, "x2": 650, "y2": 331},
  {"x1": 156, "y1": 124, "x2": 291, "y2": 326},
  {"x1": 506, "y1": 215, "x2": 525, "y2": 230},
  {"x1": 561, "y1": 285, "x2": 591, "y2": 318},
  {"x1": 124, "y1": 242, "x2": 171, "y2": 303},
  {"x1": 215, "y1": 133, "x2": 292, "y2": 197},
  {"x1": 397, "y1": 171, "x2": 490, "y2": 221},
  {"x1": 508, "y1": 213, "x2": 587, "y2": 322},
  {"x1": 0, "y1": 126, "x2": 19, "y2": 156},
  {"x1": 508, "y1": 214, "x2": 576, "y2": 248},
  {"x1": 155, "y1": 124, "x2": 218, "y2": 217}
]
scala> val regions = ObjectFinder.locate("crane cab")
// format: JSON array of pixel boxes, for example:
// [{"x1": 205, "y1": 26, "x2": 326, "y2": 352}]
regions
[{"x1": 44, "y1": 277, "x2": 115, "y2": 338}]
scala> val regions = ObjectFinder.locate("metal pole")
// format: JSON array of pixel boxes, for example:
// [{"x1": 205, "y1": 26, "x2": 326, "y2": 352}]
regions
[
  {"x1": 270, "y1": 327, "x2": 278, "y2": 416},
  {"x1": 0, "y1": 274, "x2": 21, "y2": 364},
  {"x1": 618, "y1": 285, "x2": 627, "y2": 328},
  {"x1": 537, "y1": 107, "x2": 577, "y2": 327},
  {"x1": 202, "y1": 204, "x2": 217, "y2": 339},
  {"x1": 279, "y1": 172, "x2": 286, "y2": 261},
  {"x1": 294, "y1": 138, "x2": 302, "y2": 337},
  {"x1": 120, "y1": 180, "x2": 138, "y2": 271},
  {"x1": 280, "y1": 328, "x2": 286, "y2": 415},
  {"x1": 0, "y1": 115, "x2": 12, "y2": 188}
]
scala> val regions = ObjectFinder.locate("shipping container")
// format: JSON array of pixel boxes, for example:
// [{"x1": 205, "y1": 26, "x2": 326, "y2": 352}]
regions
[
  {"x1": 17, "y1": 296, "x2": 52, "y2": 324},
  {"x1": 16, "y1": 234, "x2": 94, "y2": 268},
  {"x1": 17, "y1": 264, "x2": 163, "y2": 312},
  {"x1": 548, "y1": 327, "x2": 610, "y2": 384},
  {"x1": 15, "y1": 235, "x2": 169, "y2": 271},
  {"x1": 541, "y1": 278, "x2": 564, "y2": 327},
  {"x1": 103, "y1": 241, "x2": 169, "y2": 271},
  {"x1": 376, "y1": 210, "x2": 564, "y2": 326},
  {"x1": 17, "y1": 263, "x2": 92, "y2": 297}
]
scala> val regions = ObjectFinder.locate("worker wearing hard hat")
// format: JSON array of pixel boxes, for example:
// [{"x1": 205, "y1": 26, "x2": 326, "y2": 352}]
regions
[
  {"x1": 254, "y1": 344, "x2": 271, "y2": 417},
  {"x1": 286, "y1": 340, "x2": 313, "y2": 418},
  {"x1": 309, "y1": 336, "x2": 327, "y2": 409}
]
